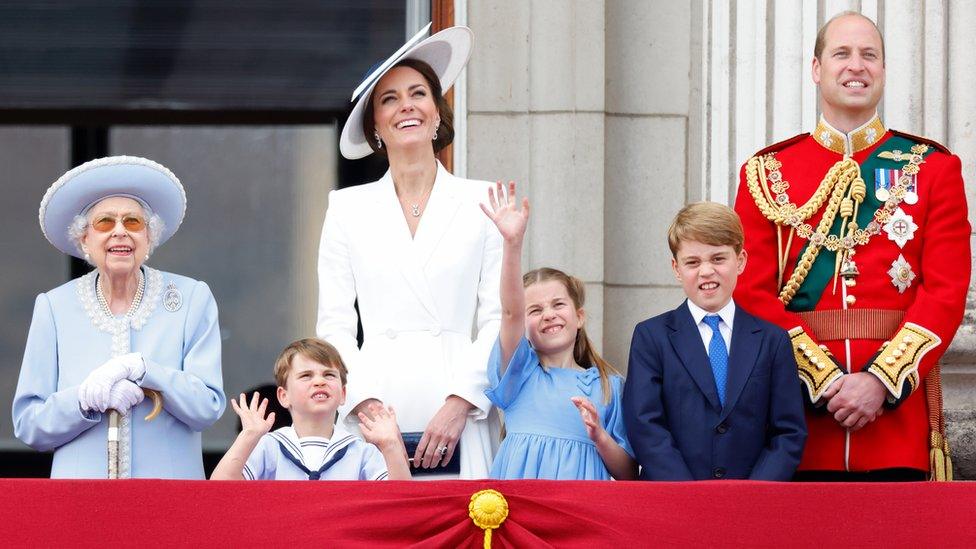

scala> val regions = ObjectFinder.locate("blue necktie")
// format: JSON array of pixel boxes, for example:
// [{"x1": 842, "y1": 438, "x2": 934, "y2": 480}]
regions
[{"x1": 703, "y1": 315, "x2": 728, "y2": 406}]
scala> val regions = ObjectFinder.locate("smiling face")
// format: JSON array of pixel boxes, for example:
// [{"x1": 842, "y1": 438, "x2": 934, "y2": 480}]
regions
[
  {"x1": 80, "y1": 196, "x2": 149, "y2": 278},
  {"x1": 277, "y1": 353, "x2": 347, "y2": 421},
  {"x1": 812, "y1": 14, "x2": 885, "y2": 127},
  {"x1": 523, "y1": 279, "x2": 585, "y2": 357},
  {"x1": 672, "y1": 240, "x2": 747, "y2": 314},
  {"x1": 370, "y1": 66, "x2": 440, "y2": 154}
]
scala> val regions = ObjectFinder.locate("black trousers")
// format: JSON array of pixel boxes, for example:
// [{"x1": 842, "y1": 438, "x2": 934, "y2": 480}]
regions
[{"x1": 793, "y1": 468, "x2": 927, "y2": 482}]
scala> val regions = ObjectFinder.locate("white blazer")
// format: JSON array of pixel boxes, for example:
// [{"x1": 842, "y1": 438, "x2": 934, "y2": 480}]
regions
[{"x1": 317, "y1": 162, "x2": 501, "y2": 478}]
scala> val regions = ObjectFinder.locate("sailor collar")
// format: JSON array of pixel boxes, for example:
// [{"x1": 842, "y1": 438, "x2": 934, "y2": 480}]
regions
[
  {"x1": 813, "y1": 114, "x2": 886, "y2": 156},
  {"x1": 270, "y1": 424, "x2": 358, "y2": 470}
]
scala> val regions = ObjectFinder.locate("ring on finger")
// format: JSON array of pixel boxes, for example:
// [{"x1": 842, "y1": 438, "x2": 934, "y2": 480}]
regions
[{"x1": 437, "y1": 446, "x2": 448, "y2": 456}]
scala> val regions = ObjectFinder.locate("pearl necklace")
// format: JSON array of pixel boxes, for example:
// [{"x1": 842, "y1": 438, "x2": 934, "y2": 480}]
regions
[{"x1": 96, "y1": 271, "x2": 145, "y2": 319}]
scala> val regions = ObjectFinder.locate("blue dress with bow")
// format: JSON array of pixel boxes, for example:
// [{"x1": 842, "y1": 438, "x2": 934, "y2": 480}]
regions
[{"x1": 485, "y1": 336, "x2": 634, "y2": 480}]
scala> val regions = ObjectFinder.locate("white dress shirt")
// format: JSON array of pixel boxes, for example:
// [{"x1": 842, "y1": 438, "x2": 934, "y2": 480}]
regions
[{"x1": 686, "y1": 299, "x2": 735, "y2": 355}]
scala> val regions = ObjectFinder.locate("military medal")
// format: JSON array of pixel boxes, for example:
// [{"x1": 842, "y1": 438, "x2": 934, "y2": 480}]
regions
[
  {"x1": 883, "y1": 208, "x2": 918, "y2": 248},
  {"x1": 874, "y1": 168, "x2": 897, "y2": 201},
  {"x1": 903, "y1": 175, "x2": 919, "y2": 205},
  {"x1": 887, "y1": 255, "x2": 915, "y2": 293},
  {"x1": 875, "y1": 155, "x2": 921, "y2": 204},
  {"x1": 163, "y1": 282, "x2": 183, "y2": 312}
]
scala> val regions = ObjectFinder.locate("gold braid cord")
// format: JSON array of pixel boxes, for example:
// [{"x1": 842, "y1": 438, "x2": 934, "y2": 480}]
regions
[
  {"x1": 866, "y1": 323, "x2": 941, "y2": 399},
  {"x1": 789, "y1": 327, "x2": 844, "y2": 403},
  {"x1": 745, "y1": 155, "x2": 861, "y2": 304},
  {"x1": 926, "y1": 365, "x2": 953, "y2": 481}
]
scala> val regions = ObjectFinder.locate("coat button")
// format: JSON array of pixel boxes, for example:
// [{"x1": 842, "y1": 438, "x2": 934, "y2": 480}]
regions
[
  {"x1": 430, "y1": 325, "x2": 442, "y2": 336},
  {"x1": 385, "y1": 329, "x2": 397, "y2": 339},
  {"x1": 716, "y1": 423, "x2": 728, "y2": 434},
  {"x1": 713, "y1": 467, "x2": 726, "y2": 479}
]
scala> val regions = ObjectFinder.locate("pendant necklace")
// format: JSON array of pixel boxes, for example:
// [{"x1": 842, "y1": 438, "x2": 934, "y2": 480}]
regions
[{"x1": 402, "y1": 182, "x2": 434, "y2": 217}]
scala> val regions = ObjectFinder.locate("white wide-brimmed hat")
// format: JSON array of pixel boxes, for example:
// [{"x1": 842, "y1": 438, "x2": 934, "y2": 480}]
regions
[
  {"x1": 339, "y1": 23, "x2": 473, "y2": 160},
  {"x1": 38, "y1": 156, "x2": 186, "y2": 258}
]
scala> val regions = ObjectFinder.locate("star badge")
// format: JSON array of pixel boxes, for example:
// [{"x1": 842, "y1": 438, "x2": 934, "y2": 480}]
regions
[
  {"x1": 887, "y1": 254, "x2": 915, "y2": 293},
  {"x1": 883, "y1": 208, "x2": 918, "y2": 248}
]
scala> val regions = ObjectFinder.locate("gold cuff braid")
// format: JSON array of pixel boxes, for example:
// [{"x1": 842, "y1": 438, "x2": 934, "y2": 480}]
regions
[
  {"x1": 866, "y1": 323, "x2": 941, "y2": 398},
  {"x1": 789, "y1": 327, "x2": 844, "y2": 403}
]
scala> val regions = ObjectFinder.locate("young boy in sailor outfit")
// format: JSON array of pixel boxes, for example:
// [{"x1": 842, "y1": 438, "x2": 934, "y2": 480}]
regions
[{"x1": 211, "y1": 338, "x2": 411, "y2": 480}]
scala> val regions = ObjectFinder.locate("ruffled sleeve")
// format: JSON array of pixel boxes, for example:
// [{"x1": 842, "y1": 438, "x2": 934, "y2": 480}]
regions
[
  {"x1": 603, "y1": 375, "x2": 635, "y2": 459},
  {"x1": 484, "y1": 336, "x2": 538, "y2": 410}
]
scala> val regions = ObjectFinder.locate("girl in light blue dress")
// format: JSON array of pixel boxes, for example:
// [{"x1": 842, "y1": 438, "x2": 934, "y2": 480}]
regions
[{"x1": 480, "y1": 182, "x2": 636, "y2": 480}]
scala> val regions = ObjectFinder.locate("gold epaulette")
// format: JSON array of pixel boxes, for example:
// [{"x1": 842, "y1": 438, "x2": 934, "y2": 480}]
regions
[
  {"x1": 789, "y1": 327, "x2": 844, "y2": 403},
  {"x1": 866, "y1": 323, "x2": 941, "y2": 399}
]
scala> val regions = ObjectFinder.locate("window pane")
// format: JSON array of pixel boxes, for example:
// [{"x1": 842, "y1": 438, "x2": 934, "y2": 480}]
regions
[
  {"x1": 110, "y1": 125, "x2": 336, "y2": 449},
  {"x1": 0, "y1": 127, "x2": 71, "y2": 450},
  {"x1": 0, "y1": 1, "x2": 406, "y2": 111}
]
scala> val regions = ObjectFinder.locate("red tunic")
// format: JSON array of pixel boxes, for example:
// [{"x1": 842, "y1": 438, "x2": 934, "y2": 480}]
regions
[{"x1": 733, "y1": 124, "x2": 970, "y2": 472}]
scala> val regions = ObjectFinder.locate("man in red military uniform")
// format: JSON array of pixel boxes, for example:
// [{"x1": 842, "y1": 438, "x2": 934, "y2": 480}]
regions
[{"x1": 734, "y1": 11, "x2": 971, "y2": 480}]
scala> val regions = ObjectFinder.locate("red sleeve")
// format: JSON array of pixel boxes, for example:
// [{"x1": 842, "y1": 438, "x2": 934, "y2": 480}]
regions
[{"x1": 893, "y1": 153, "x2": 971, "y2": 379}]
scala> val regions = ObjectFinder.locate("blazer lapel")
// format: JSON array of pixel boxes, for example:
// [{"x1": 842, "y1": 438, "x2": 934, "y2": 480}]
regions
[
  {"x1": 667, "y1": 303, "x2": 722, "y2": 412},
  {"x1": 719, "y1": 307, "x2": 761, "y2": 422},
  {"x1": 413, "y1": 162, "x2": 462, "y2": 269},
  {"x1": 374, "y1": 173, "x2": 439, "y2": 321}
]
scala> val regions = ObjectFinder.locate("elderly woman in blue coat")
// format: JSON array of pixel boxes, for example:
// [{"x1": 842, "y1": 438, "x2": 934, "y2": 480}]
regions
[{"x1": 12, "y1": 156, "x2": 225, "y2": 478}]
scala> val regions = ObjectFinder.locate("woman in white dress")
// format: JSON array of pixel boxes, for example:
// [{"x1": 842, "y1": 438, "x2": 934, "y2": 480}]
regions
[{"x1": 318, "y1": 25, "x2": 501, "y2": 478}]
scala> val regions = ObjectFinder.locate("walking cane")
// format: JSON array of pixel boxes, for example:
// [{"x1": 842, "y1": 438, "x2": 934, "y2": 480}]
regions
[{"x1": 107, "y1": 389, "x2": 163, "y2": 479}]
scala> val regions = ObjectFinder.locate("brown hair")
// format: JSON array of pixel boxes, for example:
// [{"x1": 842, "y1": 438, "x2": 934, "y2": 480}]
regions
[
  {"x1": 273, "y1": 338, "x2": 348, "y2": 388},
  {"x1": 667, "y1": 202, "x2": 744, "y2": 257},
  {"x1": 522, "y1": 267, "x2": 619, "y2": 404},
  {"x1": 814, "y1": 11, "x2": 885, "y2": 62},
  {"x1": 362, "y1": 58, "x2": 455, "y2": 157}
]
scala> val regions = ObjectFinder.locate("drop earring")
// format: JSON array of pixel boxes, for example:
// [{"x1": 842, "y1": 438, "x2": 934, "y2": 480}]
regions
[
  {"x1": 374, "y1": 130, "x2": 382, "y2": 149},
  {"x1": 432, "y1": 121, "x2": 440, "y2": 141}
]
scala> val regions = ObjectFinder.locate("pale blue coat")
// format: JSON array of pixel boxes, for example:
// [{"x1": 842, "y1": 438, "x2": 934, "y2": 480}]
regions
[{"x1": 12, "y1": 268, "x2": 226, "y2": 478}]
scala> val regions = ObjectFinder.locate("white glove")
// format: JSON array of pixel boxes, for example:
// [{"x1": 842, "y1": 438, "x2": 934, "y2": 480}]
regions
[
  {"x1": 106, "y1": 380, "x2": 145, "y2": 415},
  {"x1": 78, "y1": 353, "x2": 146, "y2": 413},
  {"x1": 116, "y1": 352, "x2": 147, "y2": 381}
]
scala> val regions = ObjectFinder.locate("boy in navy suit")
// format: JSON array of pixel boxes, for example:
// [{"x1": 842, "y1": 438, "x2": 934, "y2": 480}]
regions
[{"x1": 623, "y1": 202, "x2": 806, "y2": 480}]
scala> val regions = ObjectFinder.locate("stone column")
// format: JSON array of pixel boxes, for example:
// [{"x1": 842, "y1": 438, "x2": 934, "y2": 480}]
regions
[
  {"x1": 603, "y1": 0, "x2": 693, "y2": 369},
  {"x1": 465, "y1": 0, "x2": 607, "y2": 350}
]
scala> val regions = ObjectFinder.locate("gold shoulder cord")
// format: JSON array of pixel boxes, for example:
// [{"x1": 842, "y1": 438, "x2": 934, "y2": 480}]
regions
[
  {"x1": 746, "y1": 144, "x2": 928, "y2": 306},
  {"x1": 745, "y1": 155, "x2": 861, "y2": 304}
]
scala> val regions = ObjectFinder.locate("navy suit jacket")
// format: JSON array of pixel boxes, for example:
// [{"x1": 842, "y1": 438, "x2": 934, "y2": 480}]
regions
[{"x1": 623, "y1": 301, "x2": 806, "y2": 481}]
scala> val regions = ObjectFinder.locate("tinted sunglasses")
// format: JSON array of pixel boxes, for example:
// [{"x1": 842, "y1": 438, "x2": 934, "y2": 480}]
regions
[{"x1": 90, "y1": 214, "x2": 146, "y2": 233}]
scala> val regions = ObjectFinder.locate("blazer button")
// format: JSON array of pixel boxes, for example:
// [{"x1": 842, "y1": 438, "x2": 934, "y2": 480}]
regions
[
  {"x1": 385, "y1": 329, "x2": 397, "y2": 339},
  {"x1": 430, "y1": 325, "x2": 442, "y2": 336},
  {"x1": 716, "y1": 423, "x2": 728, "y2": 434},
  {"x1": 713, "y1": 467, "x2": 726, "y2": 479}
]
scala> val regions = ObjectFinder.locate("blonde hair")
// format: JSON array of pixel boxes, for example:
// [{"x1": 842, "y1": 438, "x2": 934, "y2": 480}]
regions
[
  {"x1": 522, "y1": 267, "x2": 618, "y2": 404},
  {"x1": 667, "y1": 202, "x2": 744, "y2": 257},
  {"x1": 273, "y1": 338, "x2": 347, "y2": 388}
]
